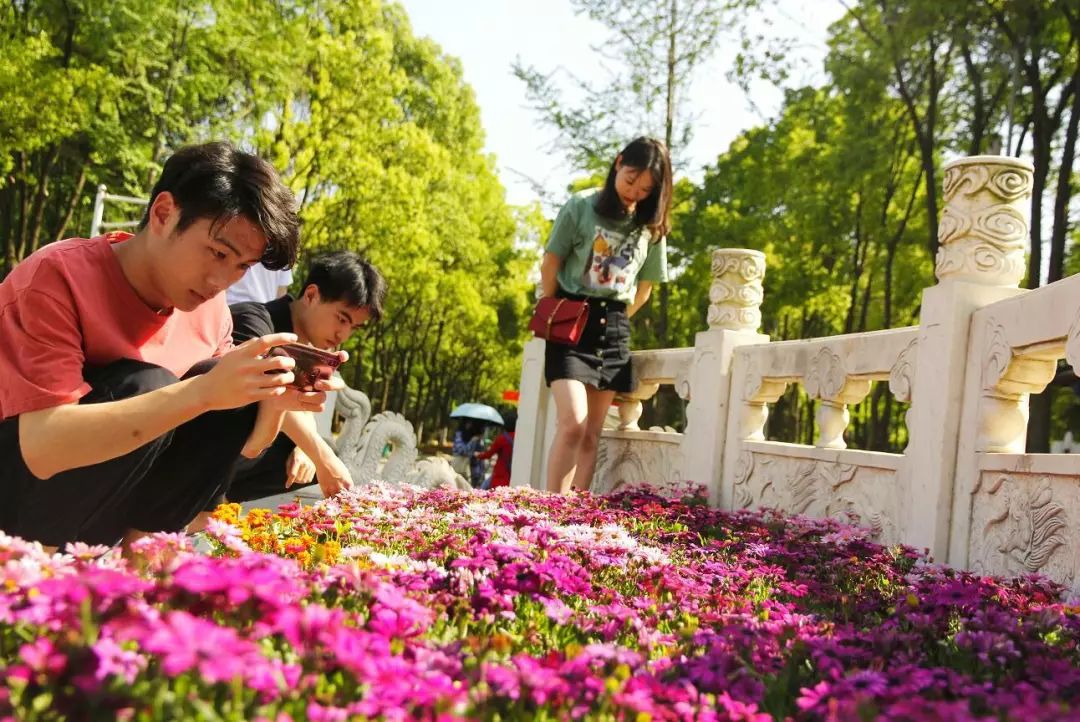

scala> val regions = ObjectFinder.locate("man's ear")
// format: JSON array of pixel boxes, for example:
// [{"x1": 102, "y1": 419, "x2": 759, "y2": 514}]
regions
[
  {"x1": 147, "y1": 192, "x2": 179, "y2": 235},
  {"x1": 303, "y1": 284, "x2": 321, "y2": 304}
]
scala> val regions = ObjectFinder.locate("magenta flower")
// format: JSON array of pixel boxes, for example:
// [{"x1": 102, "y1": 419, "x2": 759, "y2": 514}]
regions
[
  {"x1": 91, "y1": 637, "x2": 146, "y2": 685},
  {"x1": 19, "y1": 638, "x2": 66, "y2": 675},
  {"x1": 135, "y1": 610, "x2": 260, "y2": 683}
]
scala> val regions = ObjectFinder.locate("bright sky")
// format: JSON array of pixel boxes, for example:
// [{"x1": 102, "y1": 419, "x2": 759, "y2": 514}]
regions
[{"x1": 397, "y1": 0, "x2": 847, "y2": 207}]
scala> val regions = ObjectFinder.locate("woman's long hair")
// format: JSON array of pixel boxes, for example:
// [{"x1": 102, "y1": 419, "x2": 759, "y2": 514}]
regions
[{"x1": 593, "y1": 137, "x2": 673, "y2": 240}]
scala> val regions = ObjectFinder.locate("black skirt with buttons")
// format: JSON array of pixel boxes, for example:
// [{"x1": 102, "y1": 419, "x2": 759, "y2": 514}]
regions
[{"x1": 544, "y1": 291, "x2": 635, "y2": 392}]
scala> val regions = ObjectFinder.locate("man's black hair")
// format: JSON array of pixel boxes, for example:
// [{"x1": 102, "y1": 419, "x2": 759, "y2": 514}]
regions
[
  {"x1": 303, "y1": 250, "x2": 387, "y2": 321},
  {"x1": 140, "y1": 141, "x2": 300, "y2": 269}
]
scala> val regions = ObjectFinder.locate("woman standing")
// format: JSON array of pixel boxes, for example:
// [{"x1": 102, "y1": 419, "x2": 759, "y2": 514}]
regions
[
  {"x1": 476, "y1": 410, "x2": 516, "y2": 490},
  {"x1": 540, "y1": 137, "x2": 672, "y2": 494}
]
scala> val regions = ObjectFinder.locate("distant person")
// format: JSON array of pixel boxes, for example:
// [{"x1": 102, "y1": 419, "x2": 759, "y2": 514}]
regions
[
  {"x1": 476, "y1": 410, "x2": 516, "y2": 490},
  {"x1": 226, "y1": 262, "x2": 293, "y2": 304},
  {"x1": 225, "y1": 250, "x2": 387, "y2": 503},
  {"x1": 539, "y1": 137, "x2": 671, "y2": 495},
  {"x1": 451, "y1": 419, "x2": 486, "y2": 487}
]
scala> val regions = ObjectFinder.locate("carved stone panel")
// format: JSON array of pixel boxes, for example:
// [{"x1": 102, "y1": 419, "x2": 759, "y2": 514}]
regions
[
  {"x1": 888, "y1": 338, "x2": 918, "y2": 403},
  {"x1": 804, "y1": 347, "x2": 847, "y2": 402},
  {"x1": 1065, "y1": 310, "x2": 1080, "y2": 372},
  {"x1": 734, "y1": 449, "x2": 901, "y2": 543},
  {"x1": 592, "y1": 435, "x2": 683, "y2": 496},
  {"x1": 970, "y1": 471, "x2": 1073, "y2": 585}
]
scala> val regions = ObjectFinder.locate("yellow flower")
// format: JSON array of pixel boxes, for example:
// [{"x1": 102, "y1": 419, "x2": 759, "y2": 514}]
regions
[
  {"x1": 210, "y1": 503, "x2": 241, "y2": 526},
  {"x1": 318, "y1": 540, "x2": 341, "y2": 566},
  {"x1": 245, "y1": 508, "x2": 274, "y2": 529}
]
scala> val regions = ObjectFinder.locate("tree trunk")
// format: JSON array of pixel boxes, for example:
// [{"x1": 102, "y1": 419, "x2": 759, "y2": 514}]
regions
[
  {"x1": 962, "y1": 42, "x2": 985, "y2": 155},
  {"x1": 54, "y1": 160, "x2": 89, "y2": 241},
  {"x1": 1026, "y1": 96, "x2": 1050, "y2": 289},
  {"x1": 889, "y1": 29, "x2": 946, "y2": 259},
  {"x1": 148, "y1": 9, "x2": 192, "y2": 187},
  {"x1": 1047, "y1": 68, "x2": 1079, "y2": 285},
  {"x1": 16, "y1": 153, "x2": 30, "y2": 262},
  {"x1": 844, "y1": 195, "x2": 865, "y2": 334},
  {"x1": 885, "y1": 167, "x2": 922, "y2": 328},
  {"x1": 655, "y1": 0, "x2": 678, "y2": 349},
  {"x1": 857, "y1": 269, "x2": 873, "y2": 333},
  {"x1": 27, "y1": 145, "x2": 62, "y2": 255},
  {"x1": 1027, "y1": 392, "x2": 1053, "y2": 453}
]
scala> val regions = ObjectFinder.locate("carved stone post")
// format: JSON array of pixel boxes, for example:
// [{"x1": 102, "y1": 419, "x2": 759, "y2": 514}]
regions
[
  {"x1": 934, "y1": 156, "x2": 1032, "y2": 286},
  {"x1": 900, "y1": 155, "x2": 1033, "y2": 563},
  {"x1": 680, "y1": 248, "x2": 770, "y2": 507},
  {"x1": 707, "y1": 249, "x2": 766, "y2": 332},
  {"x1": 510, "y1": 338, "x2": 552, "y2": 489}
]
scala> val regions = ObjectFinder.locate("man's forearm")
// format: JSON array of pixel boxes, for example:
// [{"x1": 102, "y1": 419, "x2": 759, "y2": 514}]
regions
[
  {"x1": 280, "y1": 410, "x2": 335, "y2": 462},
  {"x1": 18, "y1": 378, "x2": 210, "y2": 480},
  {"x1": 241, "y1": 402, "x2": 286, "y2": 458}
]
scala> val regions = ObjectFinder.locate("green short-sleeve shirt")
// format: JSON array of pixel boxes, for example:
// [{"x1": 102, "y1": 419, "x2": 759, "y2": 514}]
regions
[{"x1": 545, "y1": 189, "x2": 668, "y2": 305}]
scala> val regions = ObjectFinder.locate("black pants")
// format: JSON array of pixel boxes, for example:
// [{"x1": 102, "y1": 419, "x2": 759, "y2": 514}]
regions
[
  {"x1": 0, "y1": 359, "x2": 257, "y2": 547},
  {"x1": 225, "y1": 433, "x2": 317, "y2": 503}
]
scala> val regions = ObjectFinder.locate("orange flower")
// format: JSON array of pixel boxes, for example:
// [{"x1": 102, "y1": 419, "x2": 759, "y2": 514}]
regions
[
  {"x1": 210, "y1": 503, "x2": 241, "y2": 526},
  {"x1": 318, "y1": 540, "x2": 341, "y2": 566},
  {"x1": 245, "y1": 508, "x2": 275, "y2": 529}
]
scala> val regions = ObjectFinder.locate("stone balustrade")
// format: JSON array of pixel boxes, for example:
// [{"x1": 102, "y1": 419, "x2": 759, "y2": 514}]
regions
[{"x1": 512, "y1": 154, "x2": 1080, "y2": 589}]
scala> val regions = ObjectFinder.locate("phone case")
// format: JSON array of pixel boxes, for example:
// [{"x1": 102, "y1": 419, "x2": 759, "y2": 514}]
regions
[{"x1": 269, "y1": 343, "x2": 341, "y2": 389}]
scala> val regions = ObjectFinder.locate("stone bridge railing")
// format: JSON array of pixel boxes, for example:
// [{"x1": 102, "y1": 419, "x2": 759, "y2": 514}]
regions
[{"x1": 512, "y1": 154, "x2": 1080, "y2": 588}]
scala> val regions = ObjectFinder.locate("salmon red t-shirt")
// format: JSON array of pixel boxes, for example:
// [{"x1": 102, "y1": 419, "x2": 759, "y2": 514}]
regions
[{"x1": 0, "y1": 232, "x2": 233, "y2": 420}]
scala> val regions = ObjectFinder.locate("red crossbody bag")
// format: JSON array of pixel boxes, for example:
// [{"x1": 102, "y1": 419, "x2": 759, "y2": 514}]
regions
[{"x1": 528, "y1": 296, "x2": 589, "y2": 346}]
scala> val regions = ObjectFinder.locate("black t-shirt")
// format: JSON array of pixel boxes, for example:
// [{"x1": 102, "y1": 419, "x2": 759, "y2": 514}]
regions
[{"x1": 230, "y1": 295, "x2": 294, "y2": 344}]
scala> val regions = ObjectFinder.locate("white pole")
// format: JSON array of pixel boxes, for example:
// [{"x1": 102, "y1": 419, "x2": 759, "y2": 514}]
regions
[{"x1": 89, "y1": 184, "x2": 107, "y2": 238}]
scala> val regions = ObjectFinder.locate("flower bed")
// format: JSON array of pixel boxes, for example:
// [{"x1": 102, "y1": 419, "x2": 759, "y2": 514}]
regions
[{"x1": 1, "y1": 484, "x2": 1078, "y2": 721}]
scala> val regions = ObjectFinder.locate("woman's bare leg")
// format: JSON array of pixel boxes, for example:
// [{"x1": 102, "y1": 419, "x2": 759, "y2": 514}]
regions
[
  {"x1": 120, "y1": 529, "x2": 152, "y2": 559},
  {"x1": 545, "y1": 379, "x2": 589, "y2": 494},
  {"x1": 570, "y1": 387, "x2": 617, "y2": 492}
]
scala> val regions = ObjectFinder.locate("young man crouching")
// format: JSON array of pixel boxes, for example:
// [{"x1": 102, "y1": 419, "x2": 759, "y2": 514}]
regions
[
  {"x1": 227, "y1": 250, "x2": 386, "y2": 502},
  {"x1": 0, "y1": 141, "x2": 343, "y2": 550}
]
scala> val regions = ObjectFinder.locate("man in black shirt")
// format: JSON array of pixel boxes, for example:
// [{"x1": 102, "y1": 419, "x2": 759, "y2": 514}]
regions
[{"x1": 228, "y1": 250, "x2": 387, "y2": 501}]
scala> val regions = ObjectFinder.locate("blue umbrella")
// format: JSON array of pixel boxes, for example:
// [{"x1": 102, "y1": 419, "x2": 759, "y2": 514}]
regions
[{"x1": 450, "y1": 403, "x2": 504, "y2": 426}]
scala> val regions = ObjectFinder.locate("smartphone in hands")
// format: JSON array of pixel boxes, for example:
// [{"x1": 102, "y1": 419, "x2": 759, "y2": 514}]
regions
[{"x1": 268, "y1": 343, "x2": 342, "y2": 390}]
